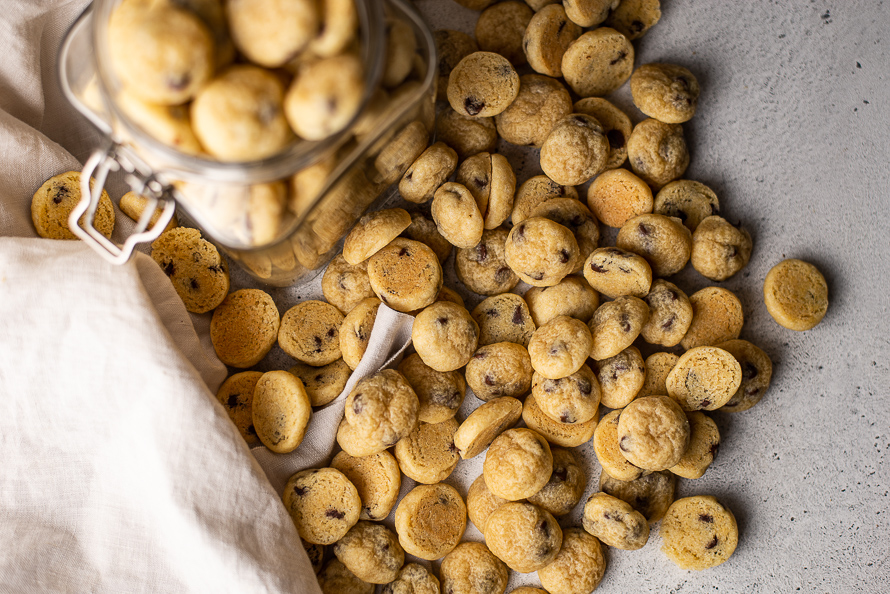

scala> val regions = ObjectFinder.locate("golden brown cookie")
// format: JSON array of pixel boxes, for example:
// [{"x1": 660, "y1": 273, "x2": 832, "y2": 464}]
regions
[
  {"x1": 626, "y1": 118, "x2": 689, "y2": 189},
  {"x1": 288, "y1": 360, "x2": 351, "y2": 407},
  {"x1": 484, "y1": 502, "x2": 562, "y2": 572},
  {"x1": 717, "y1": 339, "x2": 773, "y2": 412},
  {"x1": 522, "y1": 392, "x2": 598, "y2": 448},
  {"x1": 398, "y1": 353, "x2": 467, "y2": 423},
  {"x1": 665, "y1": 346, "x2": 742, "y2": 411},
  {"x1": 495, "y1": 75, "x2": 573, "y2": 149},
  {"x1": 339, "y1": 297, "x2": 381, "y2": 370},
  {"x1": 680, "y1": 287, "x2": 744, "y2": 350},
  {"x1": 536, "y1": 528, "x2": 606, "y2": 594},
  {"x1": 660, "y1": 496, "x2": 738, "y2": 570},
  {"x1": 453, "y1": 396, "x2": 523, "y2": 459},
  {"x1": 617, "y1": 395, "x2": 690, "y2": 471},
  {"x1": 343, "y1": 209, "x2": 413, "y2": 265},
  {"x1": 394, "y1": 418, "x2": 461, "y2": 484},
  {"x1": 331, "y1": 450, "x2": 401, "y2": 521},
  {"x1": 216, "y1": 371, "x2": 263, "y2": 445},
  {"x1": 466, "y1": 342, "x2": 534, "y2": 402},
  {"x1": 691, "y1": 216, "x2": 753, "y2": 281},
  {"x1": 592, "y1": 409, "x2": 645, "y2": 481},
  {"x1": 150, "y1": 227, "x2": 230, "y2": 314},
  {"x1": 763, "y1": 258, "x2": 829, "y2": 331},
  {"x1": 367, "y1": 239, "x2": 444, "y2": 313},
  {"x1": 210, "y1": 289, "x2": 279, "y2": 368},
  {"x1": 278, "y1": 300, "x2": 344, "y2": 366},
  {"x1": 616, "y1": 213, "x2": 693, "y2": 277},
  {"x1": 283, "y1": 467, "x2": 361, "y2": 545},
  {"x1": 412, "y1": 301, "x2": 479, "y2": 372},
  {"x1": 574, "y1": 96, "x2": 633, "y2": 169},
  {"x1": 483, "y1": 428, "x2": 553, "y2": 501},
  {"x1": 252, "y1": 370, "x2": 312, "y2": 453},
  {"x1": 586, "y1": 167, "x2": 653, "y2": 228},
  {"x1": 394, "y1": 483, "x2": 467, "y2": 561}
]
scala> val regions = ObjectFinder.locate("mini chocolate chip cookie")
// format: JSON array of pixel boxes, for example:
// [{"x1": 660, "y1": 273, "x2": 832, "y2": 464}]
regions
[
  {"x1": 435, "y1": 110, "x2": 498, "y2": 160},
  {"x1": 532, "y1": 363, "x2": 601, "y2": 424},
  {"x1": 343, "y1": 208, "x2": 413, "y2": 265},
  {"x1": 401, "y1": 212, "x2": 454, "y2": 265},
  {"x1": 588, "y1": 295, "x2": 650, "y2": 360},
  {"x1": 594, "y1": 345, "x2": 646, "y2": 409},
  {"x1": 317, "y1": 559, "x2": 373, "y2": 594},
  {"x1": 524, "y1": 275, "x2": 600, "y2": 326},
  {"x1": 561, "y1": 28, "x2": 634, "y2": 97},
  {"x1": 367, "y1": 238, "x2": 443, "y2": 313},
  {"x1": 467, "y1": 474, "x2": 510, "y2": 531},
  {"x1": 339, "y1": 369, "x2": 419, "y2": 457},
  {"x1": 484, "y1": 502, "x2": 562, "y2": 572},
  {"x1": 252, "y1": 370, "x2": 312, "y2": 453},
  {"x1": 484, "y1": 428, "x2": 553, "y2": 501},
  {"x1": 582, "y1": 492, "x2": 649, "y2": 550},
  {"x1": 717, "y1": 339, "x2": 773, "y2": 412},
  {"x1": 439, "y1": 542, "x2": 509, "y2": 594},
  {"x1": 435, "y1": 29, "x2": 480, "y2": 101},
  {"x1": 617, "y1": 395, "x2": 690, "y2": 471},
  {"x1": 511, "y1": 174, "x2": 579, "y2": 224},
  {"x1": 398, "y1": 353, "x2": 467, "y2": 423},
  {"x1": 289, "y1": 359, "x2": 351, "y2": 407},
  {"x1": 666, "y1": 346, "x2": 742, "y2": 411},
  {"x1": 453, "y1": 396, "x2": 523, "y2": 459},
  {"x1": 540, "y1": 114, "x2": 610, "y2": 186},
  {"x1": 617, "y1": 213, "x2": 693, "y2": 277},
  {"x1": 399, "y1": 142, "x2": 459, "y2": 204},
  {"x1": 334, "y1": 521, "x2": 404, "y2": 584},
  {"x1": 660, "y1": 496, "x2": 739, "y2": 570},
  {"x1": 670, "y1": 411, "x2": 720, "y2": 479},
  {"x1": 653, "y1": 179, "x2": 720, "y2": 231},
  {"x1": 456, "y1": 152, "x2": 494, "y2": 216},
  {"x1": 522, "y1": 393, "x2": 599, "y2": 447},
  {"x1": 680, "y1": 287, "x2": 744, "y2": 350},
  {"x1": 412, "y1": 301, "x2": 479, "y2": 372},
  {"x1": 472, "y1": 293, "x2": 537, "y2": 347},
  {"x1": 583, "y1": 247, "x2": 652, "y2": 300},
  {"x1": 626, "y1": 118, "x2": 689, "y2": 189},
  {"x1": 529, "y1": 198, "x2": 601, "y2": 273},
  {"x1": 563, "y1": 0, "x2": 619, "y2": 27},
  {"x1": 505, "y1": 217, "x2": 581, "y2": 287},
  {"x1": 593, "y1": 409, "x2": 645, "y2": 481},
  {"x1": 331, "y1": 450, "x2": 401, "y2": 521},
  {"x1": 226, "y1": 0, "x2": 318, "y2": 67},
  {"x1": 537, "y1": 528, "x2": 607, "y2": 594},
  {"x1": 528, "y1": 315, "x2": 594, "y2": 379},
  {"x1": 455, "y1": 228, "x2": 519, "y2": 296},
  {"x1": 495, "y1": 75, "x2": 573, "y2": 149},
  {"x1": 763, "y1": 258, "x2": 829, "y2": 331},
  {"x1": 382, "y1": 563, "x2": 440, "y2": 594},
  {"x1": 523, "y1": 4, "x2": 582, "y2": 77},
  {"x1": 691, "y1": 215, "x2": 753, "y2": 281},
  {"x1": 119, "y1": 189, "x2": 177, "y2": 233},
  {"x1": 466, "y1": 342, "x2": 534, "y2": 401},
  {"x1": 599, "y1": 468, "x2": 676, "y2": 523},
  {"x1": 431, "y1": 182, "x2": 485, "y2": 249},
  {"x1": 373, "y1": 119, "x2": 430, "y2": 185},
  {"x1": 447, "y1": 51, "x2": 520, "y2": 117},
  {"x1": 394, "y1": 418, "x2": 460, "y2": 484},
  {"x1": 475, "y1": 1, "x2": 534, "y2": 65},
  {"x1": 641, "y1": 279, "x2": 694, "y2": 347},
  {"x1": 283, "y1": 467, "x2": 361, "y2": 545},
  {"x1": 631, "y1": 63, "x2": 700, "y2": 124},
  {"x1": 150, "y1": 227, "x2": 230, "y2": 314},
  {"x1": 284, "y1": 53, "x2": 365, "y2": 141},
  {"x1": 216, "y1": 371, "x2": 263, "y2": 445},
  {"x1": 210, "y1": 289, "x2": 280, "y2": 368},
  {"x1": 394, "y1": 483, "x2": 467, "y2": 561},
  {"x1": 339, "y1": 297, "x2": 381, "y2": 370},
  {"x1": 574, "y1": 97, "x2": 633, "y2": 169},
  {"x1": 278, "y1": 300, "x2": 344, "y2": 366},
  {"x1": 527, "y1": 446, "x2": 587, "y2": 516},
  {"x1": 586, "y1": 168, "x2": 654, "y2": 228},
  {"x1": 321, "y1": 255, "x2": 376, "y2": 315}
]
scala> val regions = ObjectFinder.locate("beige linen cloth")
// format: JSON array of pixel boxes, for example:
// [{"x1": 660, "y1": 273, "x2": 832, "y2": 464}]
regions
[{"x1": 0, "y1": 1, "x2": 415, "y2": 591}]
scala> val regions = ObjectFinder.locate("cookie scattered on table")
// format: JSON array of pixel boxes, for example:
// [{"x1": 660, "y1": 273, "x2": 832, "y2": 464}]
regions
[{"x1": 32, "y1": 171, "x2": 115, "y2": 240}]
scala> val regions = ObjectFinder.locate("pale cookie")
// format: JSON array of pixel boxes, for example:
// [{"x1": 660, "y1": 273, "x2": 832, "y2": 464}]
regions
[
  {"x1": 331, "y1": 450, "x2": 401, "y2": 521},
  {"x1": 216, "y1": 371, "x2": 262, "y2": 445},
  {"x1": 400, "y1": 142, "x2": 459, "y2": 204},
  {"x1": 680, "y1": 287, "x2": 744, "y2": 350},
  {"x1": 475, "y1": 1, "x2": 534, "y2": 65},
  {"x1": 340, "y1": 369, "x2": 419, "y2": 456},
  {"x1": 119, "y1": 190, "x2": 177, "y2": 233},
  {"x1": 284, "y1": 53, "x2": 365, "y2": 141},
  {"x1": 537, "y1": 528, "x2": 607, "y2": 594},
  {"x1": 484, "y1": 502, "x2": 562, "y2": 572},
  {"x1": 472, "y1": 293, "x2": 537, "y2": 347},
  {"x1": 484, "y1": 428, "x2": 553, "y2": 500},
  {"x1": 594, "y1": 345, "x2": 645, "y2": 409},
  {"x1": 439, "y1": 542, "x2": 509, "y2": 594},
  {"x1": 511, "y1": 175, "x2": 579, "y2": 225},
  {"x1": 532, "y1": 364, "x2": 601, "y2": 424},
  {"x1": 395, "y1": 483, "x2": 467, "y2": 560},
  {"x1": 582, "y1": 492, "x2": 649, "y2": 550},
  {"x1": 639, "y1": 352, "x2": 679, "y2": 398},
  {"x1": 412, "y1": 301, "x2": 479, "y2": 372},
  {"x1": 401, "y1": 212, "x2": 453, "y2": 264},
  {"x1": 527, "y1": 446, "x2": 586, "y2": 516},
  {"x1": 210, "y1": 289, "x2": 280, "y2": 368},
  {"x1": 640, "y1": 279, "x2": 693, "y2": 347},
  {"x1": 654, "y1": 179, "x2": 719, "y2": 231},
  {"x1": 593, "y1": 409, "x2": 645, "y2": 481},
  {"x1": 399, "y1": 353, "x2": 467, "y2": 423},
  {"x1": 317, "y1": 559, "x2": 374, "y2": 594},
  {"x1": 763, "y1": 258, "x2": 829, "y2": 331},
  {"x1": 617, "y1": 395, "x2": 690, "y2": 471},
  {"x1": 431, "y1": 182, "x2": 485, "y2": 249},
  {"x1": 522, "y1": 393, "x2": 598, "y2": 448},
  {"x1": 599, "y1": 469, "x2": 675, "y2": 523},
  {"x1": 447, "y1": 52, "x2": 520, "y2": 118},
  {"x1": 383, "y1": 563, "x2": 440, "y2": 594},
  {"x1": 485, "y1": 153, "x2": 518, "y2": 229},
  {"x1": 435, "y1": 29, "x2": 480, "y2": 101},
  {"x1": 505, "y1": 217, "x2": 580, "y2": 287},
  {"x1": 466, "y1": 342, "x2": 534, "y2": 401},
  {"x1": 367, "y1": 239, "x2": 443, "y2": 313},
  {"x1": 278, "y1": 300, "x2": 344, "y2": 366},
  {"x1": 588, "y1": 295, "x2": 650, "y2": 360},
  {"x1": 574, "y1": 97, "x2": 633, "y2": 169},
  {"x1": 528, "y1": 316, "x2": 594, "y2": 379},
  {"x1": 374, "y1": 120, "x2": 430, "y2": 185},
  {"x1": 523, "y1": 4, "x2": 582, "y2": 77},
  {"x1": 528, "y1": 198, "x2": 601, "y2": 273},
  {"x1": 289, "y1": 359, "x2": 351, "y2": 407},
  {"x1": 670, "y1": 411, "x2": 720, "y2": 479},
  {"x1": 586, "y1": 168, "x2": 653, "y2": 228},
  {"x1": 394, "y1": 418, "x2": 460, "y2": 484},
  {"x1": 252, "y1": 370, "x2": 311, "y2": 453},
  {"x1": 456, "y1": 151, "x2": 494, "y2": 216},
  {"x1": 343, "y1": 208, "x2": 413, "y2": 265},
  {"x1": 561, "y1": 28, "x2": 634, "y2": 97},
  {"x1": 334, "y1": 521, "x2": 404, "y2": 584},
  {"x1": 226, "y1": 0, "x2": 318, "y2": 67},
  {"x1": 691, "y1": 215, "x2": 753, "y2": 281},
  {"x1": 340, "y1": 298, "x2": 381, "y2": 370},
  {"x1": 631, "y1": 63, "x2": 700, "y2": 124},
  {"x1": 467, "y1": 474, "x2": 510, "y2": 531},
  {"x1": 718, "y1": 339, "x2": 773, "y2": 412},
  {"x1": 453, "y1": 396, "x2": 523, "y2": 459},
  {"x1": 626, "y1": 118, "x2": 689, "y2": 189},
  {"x1": 283, "y1": 467, "x2": 361, "y2": 545},
  {"x1": 382, "y1": 18, "x2": 417, "y2": 88},
  {"x1": 616, "y1": 213, "x2": 693, "y2": 277},
  {"x1": 309, "y1": 0, "x2": 357, "y2": 57},
  {"x1": 660, "y1": 496, "x2": 739, "y2": 570},
  {"x1": 435, "y1": 110, "x2": 498, "y2": 160},
  {"x1": 524, "y1": 276, "x2": 600, "y2": 326},
  {"x1": 150, "y1": 227, "x2": 229, "y2": 314},
  {"x1": 455, "y1": 228, "x2": 520, "y2": 296},
  {"x1": 303, "y1": 538, "x2": 324, "y2": 574},
  {"x1": 605, "y1": 0, "x2": 662, "y2": 40},
  {"x1": 541, "y1": 114, "x2": 610, "y2": 186},
  {"x1": 666, "y1": 346, "x2": 742, "y2": 411},
  {"x1": 495, "y1": 75, "x2": 573, "y2": 149},
  {"x1": 563, "y1": 0, "x2": 619, "y2": 27}
]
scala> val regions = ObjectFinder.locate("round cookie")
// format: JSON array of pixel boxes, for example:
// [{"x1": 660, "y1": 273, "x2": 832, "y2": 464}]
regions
[
  {"x1": 453, "y1": 396, "x2": 523, "y2": 459},
  {"x1": 288, "y1": 359, "x2": 351, "y2": 407},
  {"x1": 435, "y1": 110, "x2": 498, "y2": 160},
  {"x1": 523, "y1": 4, "x2": 582, "y2": 77},
  {"x1": 537, "y1": 528, "x2": 607, "y2": 594},
  {"x1": 541, "y1": 114, "x2": 610, "y2": 186},
  {"x1": 401, "y1": 212, "x2": 454, "y2": 265},
  {"x1": 532, "y1": 364, "x2": 601, "y2": 424},
  {"x1": 484, "y1": 502, "x2": 562, "y2": 572},
  {"x1": 338, "y1": 373, "x2": 418, "y2": 457},
  {"x1": 641, "y1": 279, "x2": 694, "y2": 347},
  {"x1": 447, "y1": 52, "x2": 520, "y2": 117},
  {"x1": 472, "y1": 293, "x2": 537, "y2": 347},
  {"x1": 343, "y1": 209, "x2": 413, "y2": 265},
  {"x1": 317, "y1": 559, "x2": 374, "y2": 594},
  {"x1": 339, "y1": 297, "x2": 381, "y2": 370},
  {"x1": 630, "y1": 63, "x2": 700, "y2": 124},
  {"x1": 367, "y1": 239, "x2": 443, "y2": 313},
  {"x1": 586, "y1": 168, "x2": 654, "y2": 228},
  {"x1": 150, "y1": 227, "x2": 229, "y2": 314},
  {"x1": 604, "y1": 0, "x2": 662, "y2": 40},
  {"x1": 278, "y1": 300, "x2": 343, "y2": 366},
  {"x1": 252, "y1": 370, "x2": 312, "y2": 453},
  {"x1": 283, "y1": 467, "x2": 361, "y2": 545},
  {"x1": 763, "y1": 258, "x2": 829, "y2": 331},
  {"x1": 680, "y1": 286, "x2": 744, "y2": 350},
  {"x1": 594, "y1": 345, "x2": 646, "y2": 409},
  {"x1": 373, "y1": 120, "x2": 430, "y2": 185},
  {"x1": 524, "y1": 276, "x2": 600, "y2": 326},
  {"x1": 398, "y1": 353, "x2": 467, "y2": 423},
  {"x1": 412, "y1": 301, "x2": 479, "y2": 372},
  {"x1": 383, "y1": 563, "x2": 440, "y2": 594},
  {"x1": 322, "y1": 255, "x2": 375, "y2": 315},
  {"x1": 669, "y1": 411, "x2": 720, "y2": 479},
  {"x1": 666, "y1": 346, "x2": 743, "y2": 411},
  {"x1": 439, "y1": 542, "x2": 509, "y2": 594},
  {"x1": 434, "y1": 29, "x2": 480, "y2": 101},
  {"x1": 691, "y1": 215, "x2": 753, "y2": 281},
  {"x1": 225, "y1": 0, "x2": 318, "y2": 67},
  {"x1": 118, "y1": 188, "x2": 178, "y2": 232},
  {"x1": 528, "y1": 199, "x2": 601, "y2": 273},
  {"x1": 394, "y1": 483, "x2": 467, "y2": 560},
  {"x1": 334, "y1": 521, "x2": 404, "y2": 584},
  {"x1": 522, "y1": 393, "x2": 598, "y2": 447},
  {"x1": 718, "y1": 339, "x2": 773, "y2": 412},
  {"x1": 284, "y1": 53, "x2": 365, "y2": 141},
  {"x1": 592, "y1": 409, "x2": 645, "y2": 481},
  {"x1": 626, "y1": 118, "x2": 689, "y2": 189},
  {"x1": 617, "y1": 395, "x2": 690, "y2": 471},
  {"x1": 431, "y1": 182, "x2": 485, "y2": 249},
  {"x1": 483, "y1": 428, "x2": 553, "y2": 501},
  {"x1": 505, "y1": 217, "x2": 581, "y2": 287},
  {"x1": 563, "y1": 0, "x2": 618, "y2": 27},
  {"x1": 210, "y1": 289, "x2": 280, "y2": 368},
  {"x1": 639, "y1": 351, "x2": 679, "y2": 398},
  {"x1": 527, "y1": 446, "x2": 586, "y2": 516},
  {"x1": 561, "y1": 28, "x2": 634, "y2": 97},
  {"x1": 616, "y1": 213, "x2": 693, "y2": 277},
  {"x1": 660, "y1": 496, "x2": 739, "y2": 570},
  {"x1": 511, "y1": 175, "x2": 579, "y2": 225},
  {"x1": 331, "y1": 450, "x2": 402, "y2": 521},
  {"x1": 467, "y1": 474, "x2": 511, "y2": 531},
  {"x1": 216, "y1": 371, "x2": 262, "y2": 445},
  {"x1": 394, "y1": 418, "x2": 460, "y2": 484},
  {"x1": 582, "y1": 492, "x2": 649, "y2": 550},
  {"x1": 583, "y1": 247, "x2": 652, "y2": 299},
  {"x1": 399, "y1": 142, "x2": 459, "y2": 204},
  {"x1": 475, "y1": 1, "x2": 534, "y2": 65},
  {"x1": 574, "y1": 97, "x2": 633, "y2": 169},
  {"x1": 455, "y1": 228, "x2": 519, "y2": 296},
  {"x1": 381, "y1": 17, "x2": 417, "y2": 88},
  {"x1": 466, "y1": 342, "x2": 534, "y2": 401},
  {"x1": 528, "y1": 316, "x2": 594, "y2": 380},
  {"x1": 456, "y1": 151, "x2": 494, "y2": 216},
  {"x1": 484, "y1": 153, "x2": 518, "y2": 229},
  {"x1": 495, "y1": 74, "x2": 573, "y2": 149},
  {"x1": 599, "y1": 469, "x2": 676, "y2": 523},
  {"x1": 588, "y1": 295, "x2": 650, "y2": 361},
  {"x1": 654, "y1": 179, "x2": 720, "y2": 231},
  {"x1": 308, "y1": 0, "x2": 357, "y2": 57}
]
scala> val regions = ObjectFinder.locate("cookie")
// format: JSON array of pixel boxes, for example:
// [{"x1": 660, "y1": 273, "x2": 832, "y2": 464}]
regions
[
  {"x1": 626, "y1": 118, "x2": 689, "y2": 189},
  {"x1": 288, "y1": 359, "x2": 351, "y2": 407},
  {"x1": 456, "y1": 152, "x2": 494, "y2": 217},
  {"x1": 283, "y1": 467, "x2": 361, "y2": 545},
  {"x1": 484, "y1": 153, "x2": 518, "y2": 229},
  {"x1": 528, "y1": 197, "x2": 601, "y2": 273},
  {"x1": 317, "y1": 559, "x2": 374, "y2": 594},
  {"x1": 563, "y1": 0, "x2": 619, "y2": 27},
  {"x1": 284, "y1": 53, "x2": 365, "y2": 141},
  {"x1": 763, "y1": 258, "x2": 829, "y2": 331},
  {"x1": 574, "y1": 97, "x2": 633, "y2": 169},
  {"x1": 528, "y1": 315, "x2": 594, "y2": 379},
  {"x1": 638, "y1": 352, "x2": 679, "y2": 398},
  {"x1": 439, "y1": 542, "x2": 509, "y2": 594},
  {"x1": 394, "y1": 418, "x2": 461, "y2": 484},
  {"x1": 150, "y1": 227, "x2": 229, "y2": 314},
  {"x1": 680, "y1": 287, "x2": 744, "y2": 350},
  {"x1": 561, "y1": 28, "x2": 634, "y2": 97},
  {"x1": 586, "y1": 168, "x2": 654, "y2": 228},
  {"x1": 640, "y1": 279, "x2": 694, "y2": 347},
  {"x1": 367, "y1": 238, "x2": 443, "y2": 313},
  {"x1": 401, "y1": 212, "x2": 454, "y2": 265},
  {"x1": 617, "y1": 395, "x2": 690, "y2": 471},
  {"x1": 339, "y1": 298, "x2": 381, "y2": 370},
  {"x1": 690, "y1": 215, "x2": 753, "y2": 281},
  {"x1": 666, "y1": 346, "x2": 743, "y2": 411},
  {"x1": 631, "y1": 62, "x2": 700, "y2": 124},
  {"x1": 435, "y1": 110, "x2": 498, "y2": 160},
  {"x1": 536, "y1": 528, "x2": 607, "y2": 594},
  {"x1": 495, "y1": 74, "x2": 573, "y2": 149},
  {"x1": 592, "y1": 409, "x2": 645, "y2": 481},
  {"x1": 653, "y1": 179, "x2": 720, "y2": 231},
  {"x1": 400, "y1": 142, "x2": 459, "y2": 204},
  {"x1": 532, "y1": 364, "x2": 601, "y2": 424},
  {"x1": 343, "y1": 208, "x2": 413, "y2": 265},
  {"x1": 523, "y1": 4, "x2": 582, "y2": 77},
  {"x1": 434, "y1": 29, "x2": 480, "y2": 101},
  {"x1": 453, "y1": 396, "x2": 523, "y2": 459},
  {"x1": 382, "y1": 563, "x2": 440, "y2": 594},
  {"x1": 511, "y1": 175, "x2": 579, "y2": 225},
  {"x1": 505, "y1": 217, "x2": 581, "y2": 287},
  {"x1": 616, "y1": 213, "x2": 693, "y2": 277},
  {"x1": 309, "y1": 0, "x2": 357, "y2": 57},
  {"x1": 412, "y1": 301, "x2": 479, "y2": 372},
  {"x1": 331, "y1": 450, "x2": 402, "y2": 521},
  {"x1": 334, "y1": 521, "x2": 405, "y2": 584},
  {"x1": 210, "y1": 289, "x2": 280, "y2": 368},
  {"x1": 524, "y1": 276, "x2": 600, "y2": 326},
  {"x1": 373, "y1": 120, "x2": 430, "y2": 185},
  {"x1": 588, "y1": 295, "x2": 650, "y2": 360},
  {"x1": 599, "y1": 468, "x2": 675, "y2": 523},
  {"x1": 303, "y1": 538, "x2": 325, "y2": 574},
  {"x1": 447, "y1": 52, "x2": 520, "y2": 118},
  {"x1": 394, "y1": 483, "x2": 467, "y2": 560},
  {"x1": 466, "y1": 342, "x2": 534, "y2": 402},
  {"x1": 471, "y1": 293, "x2": 537, "y2": 347},
  {"x1": 241, "y1": 181, "x2": 287, "y2": 246},
  {"x1": 431, "y1": 182, "x2": 485, "y2": 249},
  {"x1": 484, "y1": 428, "x2": 553, "y2": 500},
  {"x1": 455, "y1": 228, "x2": 519, "y2": 296},
  {"x1": 669, "y1": 411, "x2": 720, "y2": 479},
  {"x1": 339, "y1": 369, "x2": 419, "y2": 456},
  {"x1": 215, "y1": 371, "x2": 263, "y2": 445},
  {"x1": 475, "y1": 1, "x2": 534, "y2": 65},
  {"x1": 717, "y1": 339, "x2": 773, "y2": 412},
  {"x1": 594, "y1": 345, "x2": 645, "y2": 409},
  {"x1": 119, "y1": 189, "x2": 178, "y2": 233},
  {"x1": 398, "y1": 353, "x2": 467, "y2": 424},
  {"x1": 467, "y1": 474, "x2": 510, "y2": 531},
  {"x1": 484, "y1": 502, "x2": 562, "y2": 572},
  {"x1": 382, "y1": 17, "x2": 417, "y2": 88},
  {"x1": 604, "y1": 0, "x2": 662, "y2": 40},
  {"x1": 522, "y1": 393, "x2": 598, "y2": 448},
  {"x1": 541, "y1": 114, "x2": 610, "y2": 186},
  {"x1": 582, "y1": 492, "x2": 649, "y2": 550},
  {"x1": 252, "y1": 370, "x2": 312, "y2": 453},
  {"x1": 660, "y1": 496, "x2": 739, "y2": 570},
  {"x1": 278, "y1": 300, "x2": 344, "y2": 366},
  {"x1": 527, "y1": 446, "x2": 586, "y2": 516},
  {"x1": 226, "y1": 0, "x2": 318, "y2": 67}
]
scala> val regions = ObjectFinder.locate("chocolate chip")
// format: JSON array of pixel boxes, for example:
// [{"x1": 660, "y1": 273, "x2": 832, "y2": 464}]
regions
[
  {"x1": 486, "y1": 308, "x2": 499, "y2": 317},
  {"x1": 560, "y1": 411, "x2": 575, "y2": 423},
  {"x1": 590, "y1": 262, "x2": 607, "y2": 273},
  {"x1": 603, "y1": 511, "x2": 613, "y2": 520},
  {"x1": 189, "y1": 278, "x2": 199, "y2": 290},
  {"x1": 325, "y1": 508, "x2": 345, "y2": 520},
  {"x1": 476, "y1": 243, "x2": 488, "y2": 262},
  {"x1": 557, "y1": 19, "x2": 567, "y2": 34},
  {"x1": 661, "y1": 315, "x2": 676, "y2": 330},
  {"x1": 638, "y1": 223, "x2": 651, "y2": 236},
  {"x1": 208, "y1": 264, "x2": 223, "y2": 273},
  {"x1": 538, "y1": 519, "x2": 550, "y2": 537},
  {"x1": 629, "y1": 20, "x2": 645, "y2": 33},
  {"x1": 607, "y1": 129, "x2": 625, "y2": 149},
  {"x1": 699, "y1": 513, "x2": 714, "y2": 523},
  {"x1": 673, "y1": 76, "x2": 690, "y2": 90},
  {"x1": 352, "y1": 394, "x2": 364, "y2": 414},
  {"x1": 484, "y1": 374, "x2": 495, "y2": 386},
  {"x1": 473, "y1": 176, "x2": 488, "y2": 189},
  {"x1": 448, "y1": 440, "x2": 458, "y2": 453},
  {"x1": 512, "y1": 306, "x2": 524, "y2": 324},
  {"x1": 313, "y1": 335, "x2": 323, "y2": 351},
  {"x1": 327, "y1": 328, "x2": 335, "y2": 338},
  {"x1": 619, "y1": 435, "x2": 630, "y2": 452},
  {"x1": 553, "y1": 466, "x2": 568, "y2": 483},
  {"x1": 52, "y1": 186, "x2": 69, "y2": 204},
  {"x1": 620, "y1": 312, "x2": 631, "y2": 332},
  {"x1": 163, "y1": 261, "x2": 176, "y2": 276},
  {"x1": 610, "y1": 51, "x2": 628, "y2": 65},
  {"x1": 167, "y1": 73, "x2": 191, "y2": 91},
  {"x1": 559, "y1": 249, "x2": 571, "y2": 263},
  {"x1": 464, "y1": 96, "x2": 484, "y2": 116},
  {"x1": 257, "y1": 101, "x2": 278, "y2": 125},
  {"x1": 709, "y1": 441, "x2": 720, "y2": 458},
  {"x1": 726, "y1": 245, "x2": 738, "y2": 258},
  {"x1": 495, "y1": 266, "x2": 513, "y2": 282},
  {"x1": 405, "y1": 170, "x2": 413, "y2": 181},
  {"x1": 437, "y1": 316, "x2": 449, "y2": 325},
  {"x1": 701, "y1": 398, "x2": 711, "y2": 407},
  {"x1": 742, "y1": 362, "x2": 759, "y2": 381},
  {"x1": 514, "y1": 224, "x2": 526, "y2": 240},
  {"x1": 573, "y1": 114, "x2": 589, "y2": 125},
  {"x1": 528, "y1": 271, "x2": 545, "y2": 281},
  {"x1": 227, "y1": 394, "x2": 240, "y2": 408},
  {"x1": 314, "y1": 373, "x2": 324, "y2": 382},
  {"x1": 293, "y1": 485, "x2": 307, "y2": 496},
  {"x1": 473, "y1": 352, "x2": 487, "y2": 360},
  {"x1": 706, "y1": 536, "x2": 719, "y2": 549},
  {"x1": 577, "y1": 378, "x2": 592, "y2": 395}
]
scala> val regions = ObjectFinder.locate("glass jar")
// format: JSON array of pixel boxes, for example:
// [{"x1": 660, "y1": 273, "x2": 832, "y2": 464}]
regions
[{"x1": 59, "y1": 0, "x2": 436, "y2": 286}]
